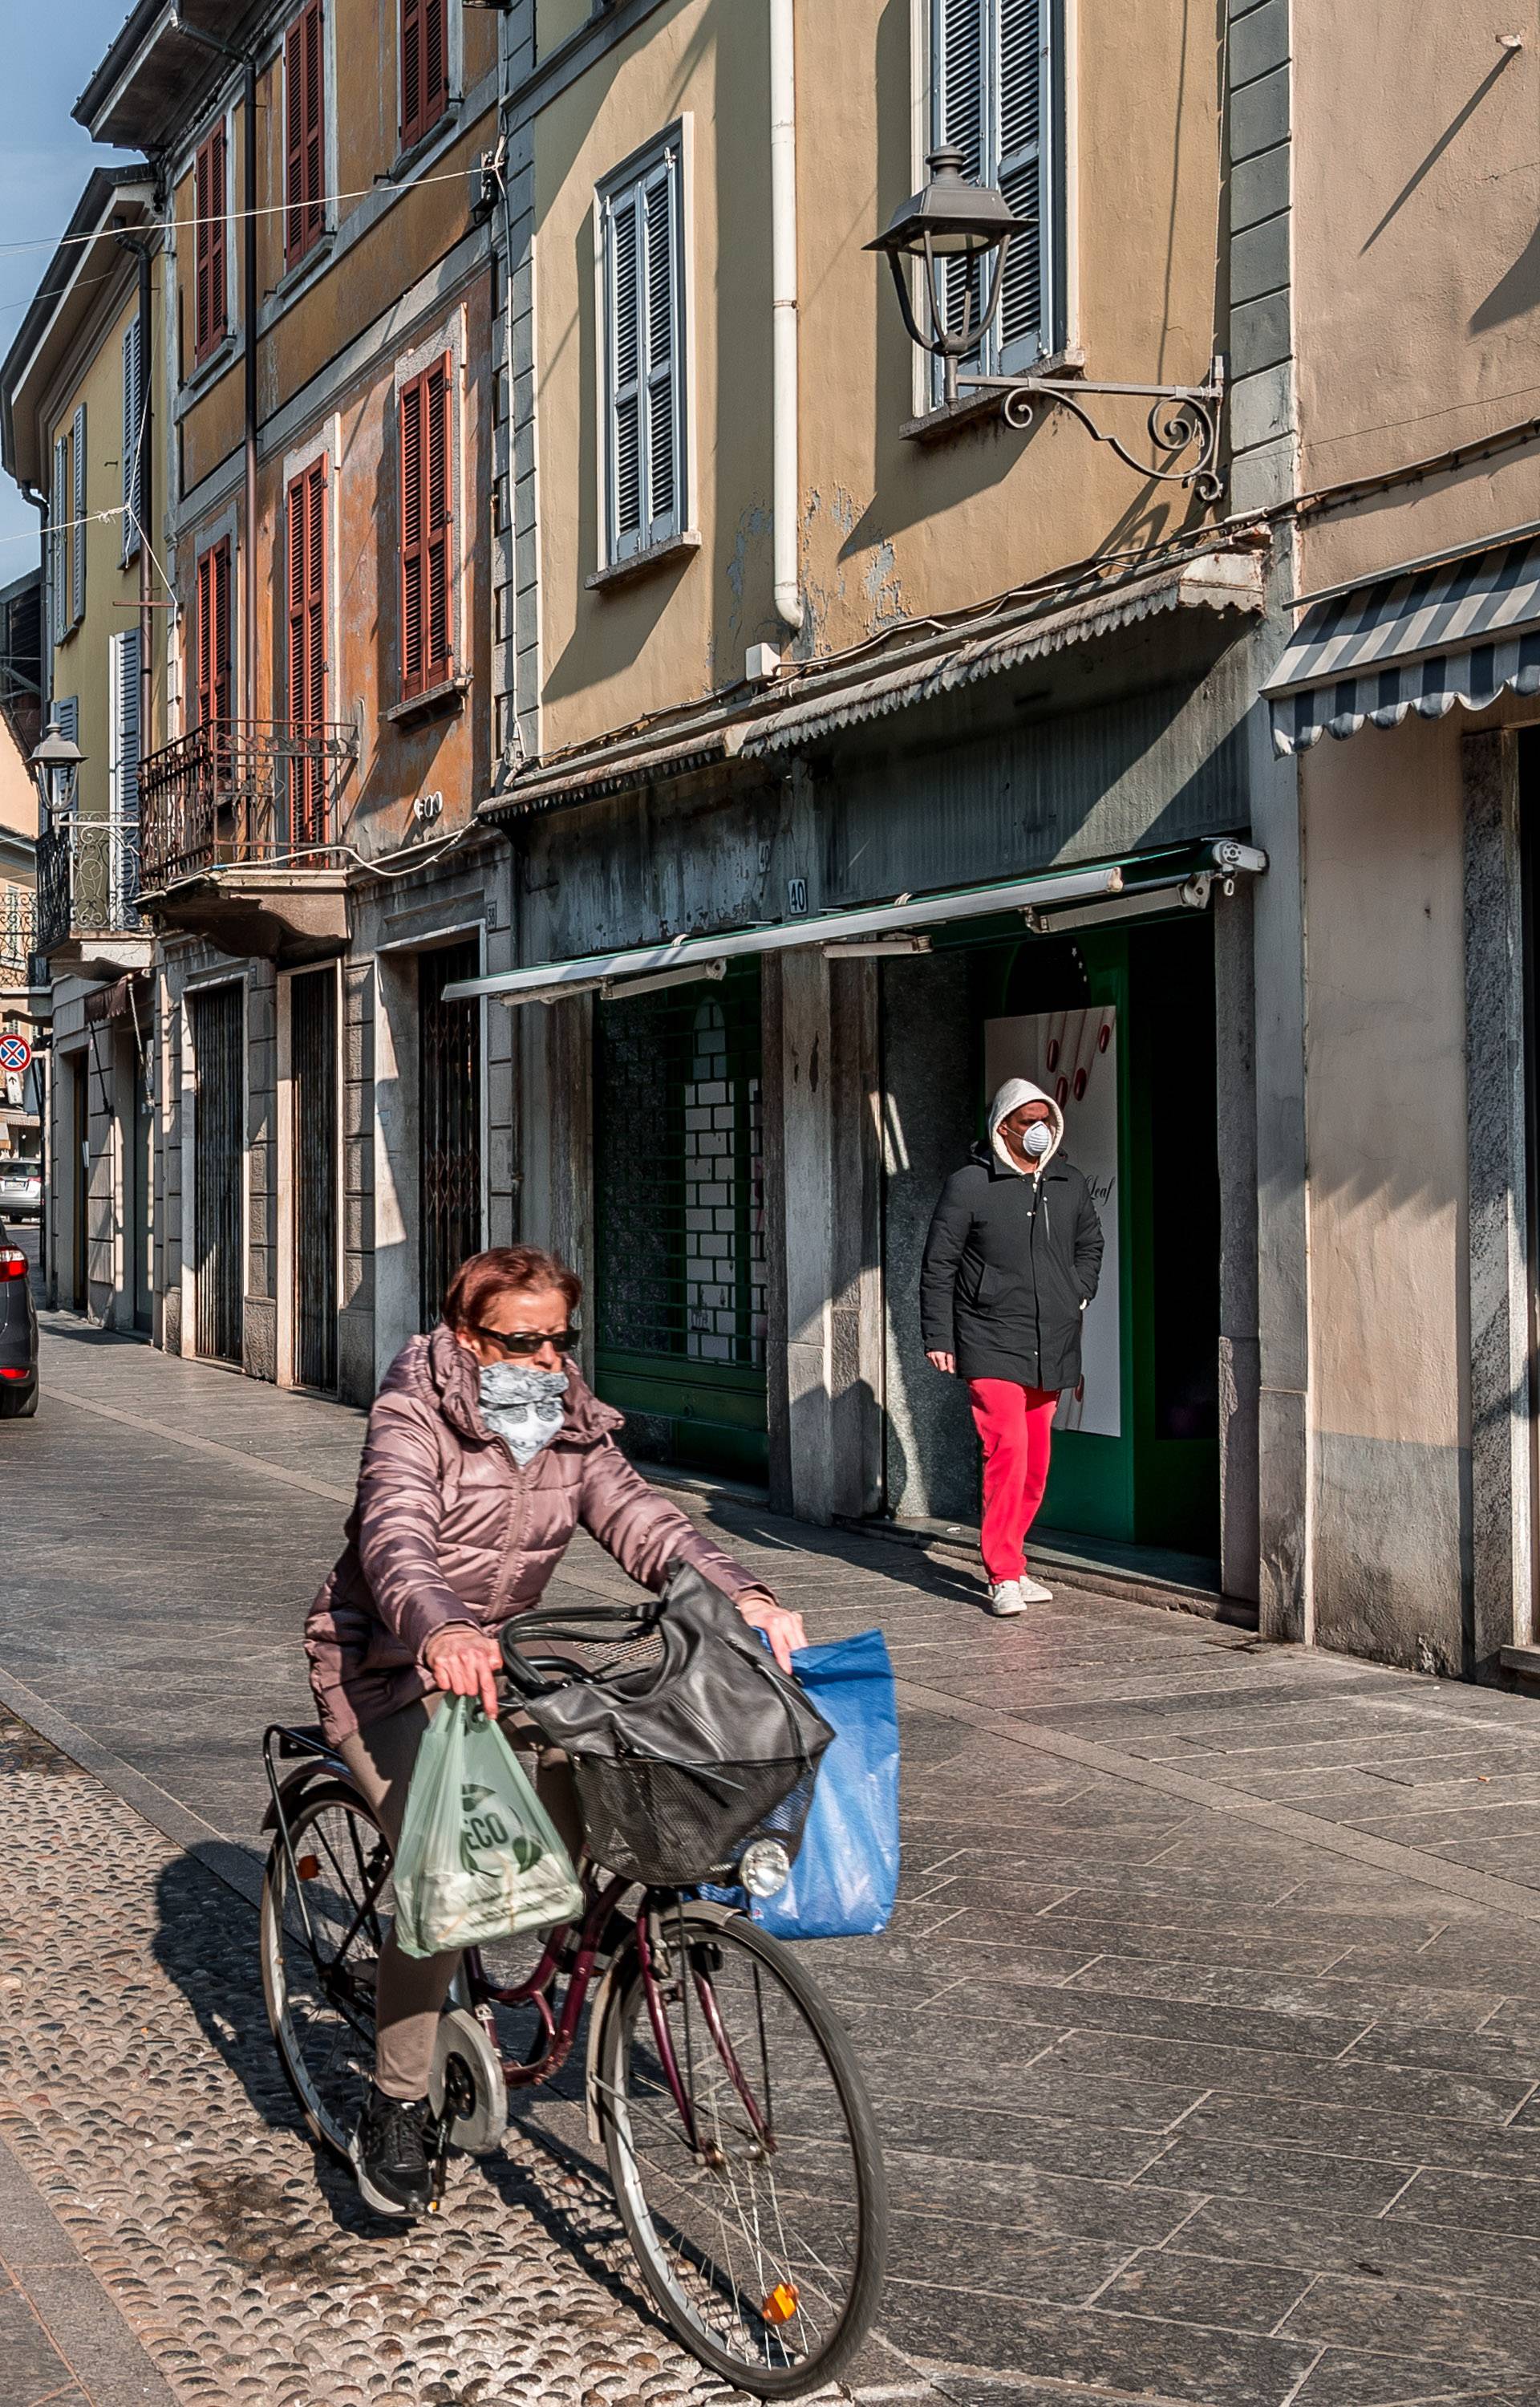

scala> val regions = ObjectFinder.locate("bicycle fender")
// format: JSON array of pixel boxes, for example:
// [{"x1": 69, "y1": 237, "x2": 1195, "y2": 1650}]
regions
[
  {"x1": 583, "y1": 1898, "x2": 741, "y2": 2146},
  {"x1": 260, "y1": 1761, "x2": 347, "y2": 1835}
]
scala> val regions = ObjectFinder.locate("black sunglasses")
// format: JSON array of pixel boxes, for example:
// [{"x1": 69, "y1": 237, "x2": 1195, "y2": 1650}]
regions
[{"x1": 472, "y1": 1322, "x2": 578, "y2": 1358}]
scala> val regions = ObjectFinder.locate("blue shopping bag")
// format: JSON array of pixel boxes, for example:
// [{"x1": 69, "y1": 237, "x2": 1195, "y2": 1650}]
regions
[{"x1": 756, "y1": 1627, "x2": 901, "y2": 1940}]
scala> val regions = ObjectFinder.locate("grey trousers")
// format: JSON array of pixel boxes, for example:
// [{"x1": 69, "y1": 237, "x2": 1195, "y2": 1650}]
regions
[{"x1": 338, "y1": 1692, "x2": 583, "y2": 2101}]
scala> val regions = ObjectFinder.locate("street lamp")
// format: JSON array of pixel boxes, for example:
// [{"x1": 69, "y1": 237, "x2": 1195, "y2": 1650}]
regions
[
  {"x1": 865, "y1": 146, "x2": 1023, "y2": 407},
  {"x1": 29, "y1": 716, "x2": 83, "y2": 823},
  {"x1": 868, "y1": 148, "x2": 1226, "y2": 499}
]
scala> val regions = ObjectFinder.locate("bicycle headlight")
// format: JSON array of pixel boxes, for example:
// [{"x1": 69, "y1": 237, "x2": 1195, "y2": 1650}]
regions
[{"x1": 739, "y1": 1838, "x2": 792, "y2": 1899}]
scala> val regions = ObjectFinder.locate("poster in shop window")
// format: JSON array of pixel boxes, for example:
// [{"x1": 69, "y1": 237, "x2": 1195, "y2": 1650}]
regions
[{"x1": 983, "y1": 1010, "x2": 1121, "y2": 1439}]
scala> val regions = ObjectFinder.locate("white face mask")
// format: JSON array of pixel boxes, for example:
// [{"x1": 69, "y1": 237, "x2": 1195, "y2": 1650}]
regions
[
  {"x1": 479, "y1": 1364, "x2": 569, "y2": 1467},
  {"x1": 1020, "y1": 1120, "x2": 1052, "y2": 1157}
]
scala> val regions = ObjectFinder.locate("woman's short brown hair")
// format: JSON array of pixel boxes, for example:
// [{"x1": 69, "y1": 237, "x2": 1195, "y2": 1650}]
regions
[{"x1": 442, "y1": 1245, "x2": 582, "y2": 1335}]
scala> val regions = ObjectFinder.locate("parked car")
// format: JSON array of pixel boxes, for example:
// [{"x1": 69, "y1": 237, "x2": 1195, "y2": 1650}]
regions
[
  {"x1": 0, "y1": 1240, "x2": 36, "y2": 1417},
  {"x1": 0, "y1": 1155, "x2": 42, "y2": 1223}
]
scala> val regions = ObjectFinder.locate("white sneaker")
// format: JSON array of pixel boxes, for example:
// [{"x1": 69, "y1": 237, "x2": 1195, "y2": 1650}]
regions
[
  {"x1": 986, "y1": 1580, "x2": 1027, "y2": 1616},
  {"x1": 1018, "y1": 1574, "x2": 1054, "y2": 1604}
]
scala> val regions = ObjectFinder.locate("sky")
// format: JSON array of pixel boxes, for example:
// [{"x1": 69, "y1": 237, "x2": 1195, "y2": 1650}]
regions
[{"x1": 0, "y1": 0, "x2": 136, "y2": 554}]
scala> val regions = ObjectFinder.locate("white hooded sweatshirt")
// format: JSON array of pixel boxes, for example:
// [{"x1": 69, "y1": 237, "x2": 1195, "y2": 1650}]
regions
[{"x1": 987, "y1": 1077, "x2": 1064, "y2": 1177}]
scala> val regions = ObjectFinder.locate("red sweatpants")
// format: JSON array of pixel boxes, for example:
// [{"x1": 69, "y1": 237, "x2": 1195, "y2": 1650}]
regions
[{"x1": 967, "y1": 1378, "x2": 1059, "y2": 1583}]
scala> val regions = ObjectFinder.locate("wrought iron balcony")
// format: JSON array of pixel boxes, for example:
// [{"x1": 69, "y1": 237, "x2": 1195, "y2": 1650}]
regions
[
  {"x1": 0, "y1": 888, "x2": 34, "y2": 984},
  {"x1": 139, "y1": 718, "x2": 361, "y2": 891},
  {"x1": 35, "y1": 817, "x2": 144, "y2": 964}
]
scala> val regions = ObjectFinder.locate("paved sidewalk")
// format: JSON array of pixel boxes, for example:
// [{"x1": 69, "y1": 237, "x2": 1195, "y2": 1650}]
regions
[{"x1": 15, "y1": 1319, "x2": 1540, "y2": 2402}]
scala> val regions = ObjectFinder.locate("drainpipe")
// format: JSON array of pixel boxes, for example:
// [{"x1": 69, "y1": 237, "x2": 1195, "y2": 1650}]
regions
[
  {"x1": 769, "y1": 0, "x2": 802, "y2": 635},
  {"x1": 243, "y1": 56, "x2": 258, "y2": 724},
  {"x1": 18, "y1": 480, "x2": 50, "y2": 1294}
]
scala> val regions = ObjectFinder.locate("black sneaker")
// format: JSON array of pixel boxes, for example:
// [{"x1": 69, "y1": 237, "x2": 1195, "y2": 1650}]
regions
[{"x1": 350, "y1": 2085, "x2": 436, "y2": 2217}]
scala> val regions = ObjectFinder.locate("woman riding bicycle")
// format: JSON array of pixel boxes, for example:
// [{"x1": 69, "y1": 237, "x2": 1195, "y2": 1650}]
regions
[{"x1": 304, "y1": 1242, "x2": 805, "y2": 2218}]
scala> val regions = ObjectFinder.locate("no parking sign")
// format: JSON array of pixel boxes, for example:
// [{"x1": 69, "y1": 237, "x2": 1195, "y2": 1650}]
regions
[{"x1": 0, "y1": 1033, "x2": 30, "y2": 1076}]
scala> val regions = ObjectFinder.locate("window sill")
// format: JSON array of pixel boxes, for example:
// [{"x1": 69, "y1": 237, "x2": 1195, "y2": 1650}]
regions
[
  {"x1": 383, "y1": 672, "x2": 469, "y2": 726},
  {"x1": 900, "y1": 347, "x2": 1087, "y2": 444},
  {"x1": 586, "y1": 528, "x2": 701, "y2": 591},
  {"x1": 388, "y1": 102, "x2": 462, "y2": 187},
  {"x1": 262, "y1": 227, "x2": 337, "y2": 327},
  {"x1": 176, "y1": 335, "x2": 240, "y2": 419}
]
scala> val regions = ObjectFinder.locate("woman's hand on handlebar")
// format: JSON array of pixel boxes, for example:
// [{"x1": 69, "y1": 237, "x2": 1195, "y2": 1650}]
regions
[
  {"x1": 424, "y1": 1623, "x2": 503, "y2": 1719},
  {"x1": 736, "y1": 1590, "x2": 807, "y2": 1675}
]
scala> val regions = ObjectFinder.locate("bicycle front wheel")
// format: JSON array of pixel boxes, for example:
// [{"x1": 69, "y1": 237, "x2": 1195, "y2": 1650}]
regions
[{"x1": 597, "y1": 1903, "x2": 887, "y2": 2398}]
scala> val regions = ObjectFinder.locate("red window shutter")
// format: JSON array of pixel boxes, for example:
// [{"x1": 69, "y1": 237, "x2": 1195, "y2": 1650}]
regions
[
  {"x1": 288, "y1": 464, "x2": 328, "y2": 845},
  {"x1": 194, "y1": 143, "x2": 211, "y2": 360},
  {"x1": 401, "y1": 0, "x2": 423, "y2": 149},
  {"x1": 194, "y1": 126, "x2": 229, "y2": 363},
  {"x1": 196, "y1": 548, "x2": 213, "y2": 729},
  {"x1": 425, "y1": 359, "x2": 452, "y2": 684},
  {"x1": 195, "y1": 537, "x2": 233, "y2": 730},
  {"x1": 399, "y1": 370, "x2": 424, "y2": 697},
  {"x1": 286, "y1": 2, "x2": 326, "y2": 266}
]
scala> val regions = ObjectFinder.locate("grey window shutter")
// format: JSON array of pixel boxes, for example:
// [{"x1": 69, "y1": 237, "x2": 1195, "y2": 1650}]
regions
[
  {"x1": 122, "y1": 318, "x2": 142, "y2": 563},
  {"x1": 56, "y1": 695, "x2": 79, "y2": 812},
  {"x1": 602, "y1": 139, "x2": 683, "y2": 565},
  {"x1": 116, "y1": 629, "x2": 141, "y2": 818},
  {"x1": 642, "y1": 156, "x2": 679, "y2": 535},
  {"x1": 997, "y1": 0, "x2": 1048, "y2": 362},
  {"x1": 607, "y1": 185, "x2": 642, "y2": 553},
  {"x1": 934, "y1": 0, "x2": 987, "y2": 350},
  {"x1": 71, "y1": 404, "x2": 87, "y2": 624},
  {"x1": 50, "y1": 436, "x2": 67, "y2": 650}
]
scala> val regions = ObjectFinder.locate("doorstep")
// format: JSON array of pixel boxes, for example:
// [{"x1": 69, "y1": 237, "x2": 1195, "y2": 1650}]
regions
[{"x1": 843, "y1": 1511, "x2": 1259, "y2": 1630}]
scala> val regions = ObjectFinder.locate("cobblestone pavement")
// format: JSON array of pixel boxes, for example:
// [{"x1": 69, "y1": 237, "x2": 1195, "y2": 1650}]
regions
[{"x1": 19, "y1": 1321, "x2": 1540, "y2": 2402}]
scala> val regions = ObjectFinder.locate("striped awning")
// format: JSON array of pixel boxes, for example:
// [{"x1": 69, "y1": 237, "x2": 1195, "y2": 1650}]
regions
[{"x1": 1266, "y1": 533, "x2": 1540, "y2": 755}]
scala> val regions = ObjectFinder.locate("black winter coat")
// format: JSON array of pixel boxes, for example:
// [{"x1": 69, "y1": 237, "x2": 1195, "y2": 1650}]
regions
[{"x1": 920, "y1": 1144, "x2": 1105, "y2": 1390}]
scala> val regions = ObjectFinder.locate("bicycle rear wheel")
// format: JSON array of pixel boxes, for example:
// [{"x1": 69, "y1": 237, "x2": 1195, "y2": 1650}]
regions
[
  {"x1": 597, "y1": 1902, "x2": 886, "y2": 2398},
  {"x1": 260, "y1": 1780, "x2": 391, "y2": 2159}
]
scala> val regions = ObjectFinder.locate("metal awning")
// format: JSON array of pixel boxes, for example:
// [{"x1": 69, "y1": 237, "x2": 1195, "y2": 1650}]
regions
[
  {"x1": 479, "y1": 543, "x2": 1266, "y2": 820},
  {"x1": 1266, "y1": 531, "x2": 1540, "y2": 755},
  {"x1": 444, "y1": 841, "x2": 1266, "y2": 1009}
]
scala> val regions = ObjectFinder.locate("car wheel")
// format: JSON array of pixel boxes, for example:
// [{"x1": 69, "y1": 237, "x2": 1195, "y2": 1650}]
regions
[{"x1": 0, "y1": 1386, "x2": 37, "y2": 1419}]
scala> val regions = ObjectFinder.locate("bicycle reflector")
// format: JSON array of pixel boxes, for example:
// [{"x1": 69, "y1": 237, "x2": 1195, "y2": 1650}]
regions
[
  {"x1": 296, "y1": 1854, "x2": 321, "y2": 1881},
  {"x1": 763, "y1": 2283, "x2": 800, "y2": 2325},
  {"x1": 739, "y1": 1838, "x2": 792, "y2": 1898}
]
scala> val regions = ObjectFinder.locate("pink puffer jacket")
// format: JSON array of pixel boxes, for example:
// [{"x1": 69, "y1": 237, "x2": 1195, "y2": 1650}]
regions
[{"x1": 305, "y1": 1325, "x2": 766, "y2": 1744}]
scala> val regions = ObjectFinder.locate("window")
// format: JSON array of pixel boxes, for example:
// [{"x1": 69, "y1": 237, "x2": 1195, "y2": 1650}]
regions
[
  {"x1": 50, "y1": 433, "x2": 67, "y2": 650},
  {"x1": 399, "y1": 355, "x2": 453, "y2": 700},
  {"x1": 598, "y1": 133, "x2": 686, "y2": 567},
  {"x1": 71, "y1": 404, "x2": 87, "y2": 626},
  {"x1": 399, "y1": 0, "x2": 448, "y2": 152},
  {"x1": 195, "y1": 538, "x2": 232, "y2": 731},
  {"x1": 931, "y1": 0, "x2": 1054, "y2": 374},
  {"x1": 194, "y1": 122, "x2": 229, "y2": 363},
  {"x1": 121, "y1": 314, "x2": 143, "y2": 564},
  {"x1": 286, "y1": 460, "x2": 328, "y2": 846},
  {"x1": 285, "y1": 1, "x2": 326, "y2": 268}
]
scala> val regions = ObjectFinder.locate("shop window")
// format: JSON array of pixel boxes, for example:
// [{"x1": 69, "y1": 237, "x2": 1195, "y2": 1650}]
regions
[
  {"x1": 598, "y1": 130, "x2": 687, "y2": 566},
  {"x1": 399, "y1": 0, "x2": 448, "y2": 152},
  {"x1": 930, "y1": 0, "x2": 1056, "y2": 375},
  {"x1": 285, "y1": 0, "x2": 327, "y2": 268},
  {"x1": 193, "y1": 121, "x2": 229, "y2": 363}
]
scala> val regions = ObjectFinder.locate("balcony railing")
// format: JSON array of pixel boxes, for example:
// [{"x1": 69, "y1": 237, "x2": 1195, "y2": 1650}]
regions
[
  {"x1": 140, "y1": 719, "x2": 361, "y2": 890},
  {"x1": 35, "y1": 818, "x2": 143, "y2": 957},
  {"x1": 0, "y1": 888, "x2": 34, "y2": 983}
]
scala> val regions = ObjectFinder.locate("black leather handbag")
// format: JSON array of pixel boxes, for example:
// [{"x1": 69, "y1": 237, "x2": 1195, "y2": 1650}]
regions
[{"x1": 503, "y1": 1561, "x2": 834, "y2": 1885}]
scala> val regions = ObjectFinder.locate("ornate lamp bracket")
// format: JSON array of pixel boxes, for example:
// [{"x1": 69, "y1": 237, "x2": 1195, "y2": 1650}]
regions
[{"x1": 957, "y1": 357, "x2": 1228, "y2": 502}]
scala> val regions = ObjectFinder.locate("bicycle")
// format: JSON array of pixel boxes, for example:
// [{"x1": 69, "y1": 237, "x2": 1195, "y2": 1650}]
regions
[{"x1": 257, "y1": 1603, "x2": 889, "y2": 2398}]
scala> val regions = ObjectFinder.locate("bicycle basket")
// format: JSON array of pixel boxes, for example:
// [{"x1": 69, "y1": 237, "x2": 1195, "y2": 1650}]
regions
[
  {"x1": 569, "y1": 1748, "x2": 821, "y2": 1886},
  {"x1": 509, "y1": 1562, "x2": 833, "y2": 1888}
]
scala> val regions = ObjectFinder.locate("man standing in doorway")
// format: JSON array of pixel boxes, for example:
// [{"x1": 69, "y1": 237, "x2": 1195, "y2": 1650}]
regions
[{"x1": 921, "y1": 1078, "x2": 1105, "y2": 1615}]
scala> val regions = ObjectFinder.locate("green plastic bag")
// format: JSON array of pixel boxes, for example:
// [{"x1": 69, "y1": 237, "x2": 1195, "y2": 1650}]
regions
[{"x1": 391, "y1": 1697, "x2": 584, "y2": 1959}]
